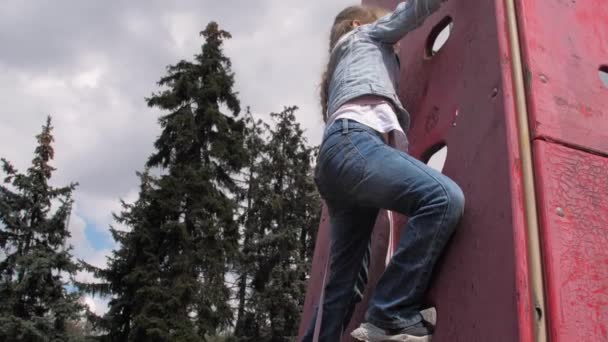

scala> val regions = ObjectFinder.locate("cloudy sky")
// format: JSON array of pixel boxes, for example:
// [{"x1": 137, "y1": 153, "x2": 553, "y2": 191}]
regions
[{"x1": 0, "y1": 0, "x2": 354, "y2": 313}]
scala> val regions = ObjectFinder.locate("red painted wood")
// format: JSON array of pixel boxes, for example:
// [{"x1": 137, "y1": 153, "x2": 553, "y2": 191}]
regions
[
  {"x1": 534, "y1": 141, "x2": 608, "y2": 341},
  {"x1": 298, "y1": 204, "x2": 330, "y2": 339},
  {"x1": 517, "y1": 1, "x2": 608, "y2": 340},
  {"x1": 382, "y1": 0, "x2": 534, "y2": 340},
  {"x1": 299, "y1": 1, "x2": 539, "y2": 341},
  {"x1": 517, "y1": 0, "x2": 608, "y2": 155}
]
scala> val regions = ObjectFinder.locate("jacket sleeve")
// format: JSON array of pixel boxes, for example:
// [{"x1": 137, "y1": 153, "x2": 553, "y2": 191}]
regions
[{"x1": 366, "y1": 0, "x2": 445, "y2": 44}]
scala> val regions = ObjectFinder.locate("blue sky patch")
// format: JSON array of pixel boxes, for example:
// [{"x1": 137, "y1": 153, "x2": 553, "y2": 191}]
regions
[{"x1": 84, "y1": 220, "x2": 115, "y2": 251}]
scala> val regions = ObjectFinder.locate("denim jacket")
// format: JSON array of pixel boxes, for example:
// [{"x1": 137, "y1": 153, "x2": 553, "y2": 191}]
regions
[{"x1": 326, "y1": 0, "x2": 445, "y2": 132}]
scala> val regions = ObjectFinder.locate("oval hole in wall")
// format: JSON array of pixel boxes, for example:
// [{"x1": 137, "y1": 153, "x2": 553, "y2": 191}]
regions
[
  {"x1": 600, "y1": 65, "x2": 608, "y2": 88},
  {"x1": 426, "y1": 17, "x2": 454, "y2": 58},
  {"x1": 423, "y1": 143, "x2": 448, "y2": 173}
]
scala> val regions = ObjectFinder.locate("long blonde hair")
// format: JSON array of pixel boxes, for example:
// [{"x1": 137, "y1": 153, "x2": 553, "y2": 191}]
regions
[{"x1": 320, "y1": 6, "x2": 388, "y2": 122}]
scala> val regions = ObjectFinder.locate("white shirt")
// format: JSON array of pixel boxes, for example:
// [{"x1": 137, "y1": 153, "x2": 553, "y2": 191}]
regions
[{"x1": 325, "y1": 95, "x2": 405, "y2": 137}]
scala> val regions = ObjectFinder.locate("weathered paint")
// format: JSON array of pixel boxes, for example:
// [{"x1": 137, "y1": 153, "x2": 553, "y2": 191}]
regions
[
  {"x1": 517, "y1": 0, "x2": 608, "y2": 155},
  {"x1": 517, "y1": 0, "x2": 608, "y2": 340},
  {"x1": 382, "y1": 0, "x2": 534, "y2": 339},
  {"x1": 299, "y1": 0, "x2": 608, "y2": 340},
  {"x1": 299, "y1": 0, "x2": 536, "y2": 340},
  {"x1": 534, "y1": 141, "x2": 608, "y2": 341}
]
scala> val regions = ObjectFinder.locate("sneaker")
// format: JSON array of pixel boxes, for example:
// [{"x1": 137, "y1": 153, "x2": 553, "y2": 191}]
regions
[
  {"x1": 420, "y1": 307, "x2": 437, "y2": 327},
  {"x1": 350, "y1": 321, "x2": 434, "y2": 342}
]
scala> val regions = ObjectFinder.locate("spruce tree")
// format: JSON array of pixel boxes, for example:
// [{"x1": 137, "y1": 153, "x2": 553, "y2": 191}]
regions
[
  {"x1": 80, "y1": 22, "x2": 247, "y2": 341},
  {"x1": 144, "y1": 20, "x2": 247, "y2": 340},
  {"x1": 0, "y1": 116, "x2": 84, "y2": 341},
  {"x1": 78, "y1": 170, "x2": 162, "y2": 341},
  {"x1": 236, "y1": 107, "x2": 320, "y2": 341},
  {"x1": 235, "y1": 109, "x2": 267, "y2": 336}
]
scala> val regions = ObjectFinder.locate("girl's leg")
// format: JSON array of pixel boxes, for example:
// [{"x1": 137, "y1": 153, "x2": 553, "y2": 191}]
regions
[
  {"x1": 344, "y1": 124, "x2": 465, "y2": 332},
  {"x1": 342, "y1": 240, "x2": 372, "y2": 332},
  {"x1": 304, "y1": 118, "x2": 464, "y2": 340},
  {"x1": 303, "y1": 119, "x2": 381, "y2": 341},
  {"x1": 301, "y1": 203, "x2": 379, "y2": 342}
]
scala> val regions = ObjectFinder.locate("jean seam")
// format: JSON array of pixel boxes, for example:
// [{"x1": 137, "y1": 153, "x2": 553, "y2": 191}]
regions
[
  {"x1": 346, "y1": 128, "x2": 387, "y2": 162},
  {"x1": 346, "y1": 134, "x2": 368, "y2": 163}
]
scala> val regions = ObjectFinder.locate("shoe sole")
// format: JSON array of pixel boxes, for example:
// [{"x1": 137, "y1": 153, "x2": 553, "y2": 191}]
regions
[{"x1": 351, "y1": 323, "x2": 432, "y2": 342}]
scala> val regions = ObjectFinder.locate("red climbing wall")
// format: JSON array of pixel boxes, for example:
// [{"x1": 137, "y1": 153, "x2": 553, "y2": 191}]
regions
[
  {"x1": 299, "y1": 0, "x2": 608, "y2": 341},
  {"x1": 518, "y1": 0, "x2": 608, "y2": 340},
  {"x1": 534, "y1": 142, "x2": 608, "y2": 341},
  {"x1": 364, "y1": 0, "x2": 535, "y2": 340},
  {"x1": 517, "y1": 0, "x2": 608, "y2": 155}
]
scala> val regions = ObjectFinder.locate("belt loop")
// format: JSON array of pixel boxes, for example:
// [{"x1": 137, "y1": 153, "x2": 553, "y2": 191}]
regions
[{"x1": 341, "y1": 118, "x2": 348, "y2": 134}]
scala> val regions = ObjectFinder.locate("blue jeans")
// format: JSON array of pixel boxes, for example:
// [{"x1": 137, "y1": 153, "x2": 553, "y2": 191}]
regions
[{"x1": 302, "y1": 119, "x2": 464, "y2": 342}]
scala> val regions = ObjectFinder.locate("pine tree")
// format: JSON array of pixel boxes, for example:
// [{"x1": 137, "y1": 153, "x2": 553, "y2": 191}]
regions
[
  {"x1": 236, "y1": 107, "x2": 320, "y2": 341},
  {"x1": 78, "y1": 170, "x2": 162, "y2": 341},
  {"x1": 0, "y1": 116, "x2": 84, "y2": 341},
  {"x1": 233, "y1": 109, "x2": 268, "y2": 338},
  {"x1": 143, "y1": 20, "x2": 247, "y2": 340},
  {"x1": 80, "y1": 22, "x2": 247, "y2": 341}
]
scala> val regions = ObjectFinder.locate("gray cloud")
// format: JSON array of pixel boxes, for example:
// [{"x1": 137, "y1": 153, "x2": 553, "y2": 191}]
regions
[{"x1": 0, "y1": 0, "x2": 352, "y2": 281}]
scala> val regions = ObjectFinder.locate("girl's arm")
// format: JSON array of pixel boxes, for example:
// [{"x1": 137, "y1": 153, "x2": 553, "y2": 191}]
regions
[{"x1": 366, "y1": 0, "x2": 446, "y2": 44}]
